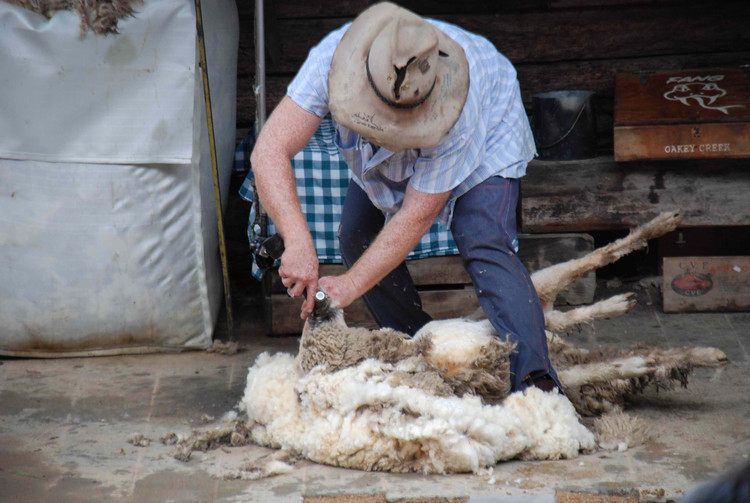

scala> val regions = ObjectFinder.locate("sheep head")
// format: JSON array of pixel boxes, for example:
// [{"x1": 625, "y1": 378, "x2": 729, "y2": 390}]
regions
[
  {"x1": 294, "y1": 291, "x2": 346, "y2": 376},
  {"x1": 295, "y1": 291, "x2": 422, "y2": 376}
]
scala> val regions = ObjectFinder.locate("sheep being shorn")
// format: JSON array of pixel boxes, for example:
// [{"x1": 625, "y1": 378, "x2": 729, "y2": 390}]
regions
[{"x1": 241, "y1": 209, "x2": 728, "y2": 473}]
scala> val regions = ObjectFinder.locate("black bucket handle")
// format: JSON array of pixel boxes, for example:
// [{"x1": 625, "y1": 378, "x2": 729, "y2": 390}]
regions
[
  {"x1": 534, "y1": 100, "x2": 589, "y2": 150},
  {"x1": 531, "y1": 90, "x2": 597, "y2": 161}
]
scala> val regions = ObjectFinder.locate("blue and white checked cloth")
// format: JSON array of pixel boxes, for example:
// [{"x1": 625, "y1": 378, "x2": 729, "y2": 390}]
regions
[{"x1": 239, "y1": 119, "x2": 461, "y2": 278}]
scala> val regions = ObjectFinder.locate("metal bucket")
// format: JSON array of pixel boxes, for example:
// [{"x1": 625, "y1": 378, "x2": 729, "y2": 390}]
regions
[{"x1": 532, "y1": 90, "x2": 597, "y2": 160}]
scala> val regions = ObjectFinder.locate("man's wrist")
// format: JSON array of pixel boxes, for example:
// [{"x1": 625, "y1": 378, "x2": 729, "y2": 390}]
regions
[
  {"x1": 282, "y1": 230, "x2": 314, "y2": 253},
  {"x1": 341, "y1": 270, "x2": 366, "y2": 301}
]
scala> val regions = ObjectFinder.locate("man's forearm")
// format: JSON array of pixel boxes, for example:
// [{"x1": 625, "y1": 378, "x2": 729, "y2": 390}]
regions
[
  {"x1": 250, "y1": 97, "x2": 322, "y2": 245},
  {"x1": 253, "y1": 156, "x2": 311, "y2": 245},
  {"x1": 249, "y1": 96, "x2": 324, "y2": 314},
  {"x1": 343, "y1": 187, "x2": 449, "y2": 299},
  {"x1": 344, "y1": 212, "x2": 430, "y2": 297}
]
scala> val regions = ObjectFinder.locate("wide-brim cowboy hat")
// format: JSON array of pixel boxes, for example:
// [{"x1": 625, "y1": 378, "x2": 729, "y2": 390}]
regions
[{"x1": 329, "y1": 2, "x2": 469, "y2": 152}]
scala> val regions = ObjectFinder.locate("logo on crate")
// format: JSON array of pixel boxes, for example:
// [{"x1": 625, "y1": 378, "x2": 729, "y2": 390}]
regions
[
  {"x1": 671, "y1": 272, "x2": 713, "y2": 297},
  {"x1": 663, "y1": 75, "x2": 744, "y2": 115}
]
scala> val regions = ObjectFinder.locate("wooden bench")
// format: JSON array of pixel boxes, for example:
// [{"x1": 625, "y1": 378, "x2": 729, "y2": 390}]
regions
[{"x1": 264, "y1": 233, "x2": 595, "y2": 335}]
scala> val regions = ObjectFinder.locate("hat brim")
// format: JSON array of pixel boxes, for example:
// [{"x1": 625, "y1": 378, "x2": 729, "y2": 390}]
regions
[{"x1": 329, "y1": 3, "x2": 469, "y2": 152}]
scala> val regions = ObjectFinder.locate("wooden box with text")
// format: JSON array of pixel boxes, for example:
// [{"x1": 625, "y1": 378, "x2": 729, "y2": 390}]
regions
[
  {"x1": 663, "y1": 256, "x2": 750, "y2": 313},
  {"x1": 614, "y1": 69, "x2": 750, "y2": 161}
]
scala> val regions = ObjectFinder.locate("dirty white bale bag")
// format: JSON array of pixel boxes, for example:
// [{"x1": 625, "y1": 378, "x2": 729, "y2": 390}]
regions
[{"x1": 0, "y1": 0, "x2": 238, "y2": 356}]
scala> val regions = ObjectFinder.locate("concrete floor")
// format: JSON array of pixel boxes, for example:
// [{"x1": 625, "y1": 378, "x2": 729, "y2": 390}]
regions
[{"x1": 1, "y1": 279, "x2": 749, "y2": 503}]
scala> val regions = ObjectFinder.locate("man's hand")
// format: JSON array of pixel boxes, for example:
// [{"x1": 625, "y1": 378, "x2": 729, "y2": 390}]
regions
[
  {"x1": 318, "y1": 273, "x2": 360, "y2": 310},
  {"x1": 250, "y1": 96, "x2": 323, "y2": 320},
  {"x1": 278, "y1": 238, "x2": 319, "y2": 319}
]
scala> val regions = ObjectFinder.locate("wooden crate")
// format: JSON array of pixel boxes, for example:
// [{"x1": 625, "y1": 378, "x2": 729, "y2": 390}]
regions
[
  {"x1": 658, "y1": 227, "x2": 750, "y2": 266},
  {"x1": 264, "y1": 234, "x2": 595, "y2": 335},
  {"x1": 663, "y1": 256, "x2": 750, "y2": 312},
  {"x1": 614, "y1": 68, "x2": 750, "y2": 161}
]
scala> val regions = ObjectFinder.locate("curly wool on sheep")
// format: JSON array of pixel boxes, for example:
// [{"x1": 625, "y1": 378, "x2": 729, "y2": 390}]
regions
[{"x1": 297, "y1": 309, "x2": 515, "y2": 404}]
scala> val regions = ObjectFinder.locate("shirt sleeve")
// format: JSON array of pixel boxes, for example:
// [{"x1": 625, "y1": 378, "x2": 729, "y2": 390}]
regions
[
  {"x1": 286, "y1": 24, "x2": 350, "y2": 118},
  {"x1": 486, "y1": 55, "x2": 537, "y2": 166}
]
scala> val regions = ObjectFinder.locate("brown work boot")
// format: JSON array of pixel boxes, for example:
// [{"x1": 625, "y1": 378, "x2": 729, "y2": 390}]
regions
[
  {"x1": 524, "y1": 373, "x2": 557, "y2": 392},
  {"x1": 531, "y1": 375, "x2": 556, "y2": 392}
]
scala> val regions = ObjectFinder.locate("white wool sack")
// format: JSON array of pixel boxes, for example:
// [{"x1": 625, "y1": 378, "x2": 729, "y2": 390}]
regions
[
  {"x1": 0, "y1": 0, "x2": 238, "y2": 356},
  {"x1": 242, "y1": 352, "x2": 595, "y2": 474}
]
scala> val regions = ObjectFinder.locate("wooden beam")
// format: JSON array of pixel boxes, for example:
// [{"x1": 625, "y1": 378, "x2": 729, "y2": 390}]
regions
[
  {"x1": 236, "y1": 0, "x2": 546, "y2": 18},
  {"x1": 267, "y1": 257, "x2": 471, "y2": 293},
  {"x1": 263, "y1": 234, "x2": 595, "y2": 334},
  {"x1": 269, "y1": 287, "x2": 480, "y2": 335},
  {"x1": 235, "y1": 52, "x2": 750, "y2": 129},
  {"x1": 236, "y1": 0, "x2": 704, "y2": 19},
  {"x1": 268, "y1": 237, "x2": 594, "y2": 296},
  {"x1": 237, "y1": 3, "x2": 750, "y2": 75},
  {"x1": 520, "y1": 156, "x2": 750, "y2": 232}
]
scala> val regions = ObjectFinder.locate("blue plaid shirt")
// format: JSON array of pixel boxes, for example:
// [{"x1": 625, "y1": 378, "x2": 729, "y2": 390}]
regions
[{"x1": 287, "y1": 19, "x2": 536, "y2": 226}]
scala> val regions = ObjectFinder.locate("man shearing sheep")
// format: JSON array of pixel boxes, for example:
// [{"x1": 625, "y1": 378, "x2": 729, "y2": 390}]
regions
[{"x1": 251, "y1": 2, "x2": 560, "y2": 393}]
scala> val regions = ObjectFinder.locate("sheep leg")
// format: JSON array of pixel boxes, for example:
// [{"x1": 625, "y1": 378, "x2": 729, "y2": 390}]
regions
[
  {"x1": 531, "y1": 209, "x2": 682, "y2": 311},
  {"x1": 684, "y1": 347, "x2": 729, "y2": 367},
  {"x1": 544, "y1": 293, "x2": 637, "y2": 332},
  {"x1": 557, "y1": 356, "x2": 656, "y2": 390}
]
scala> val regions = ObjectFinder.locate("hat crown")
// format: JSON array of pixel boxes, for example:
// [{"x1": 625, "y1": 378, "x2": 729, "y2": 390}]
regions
[
  {"x1": 328, "y1": 1, "x2": 469, "y2": 151},
  {"x1": 367, "y1": 14, "x2": 439, "y2": 106}
]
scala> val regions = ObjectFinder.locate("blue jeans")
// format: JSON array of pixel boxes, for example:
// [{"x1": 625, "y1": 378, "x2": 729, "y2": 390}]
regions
[{"x1": 339, "y1": 177, "x2": 560, "y2": 392}]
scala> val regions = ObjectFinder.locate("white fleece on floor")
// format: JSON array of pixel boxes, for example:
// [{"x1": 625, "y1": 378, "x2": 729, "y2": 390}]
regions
[{"x1": 241, "y1": 352, "x2": 594, "y2": 474}]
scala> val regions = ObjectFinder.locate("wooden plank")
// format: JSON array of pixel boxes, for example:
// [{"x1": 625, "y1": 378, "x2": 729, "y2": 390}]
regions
[
  {"x1": 237, "y1": 0, "x2": 554, "y2": 19},
  {"x1": 270, "y1": 295, "x2": 375, "y2": 334},
  {"x1": 269, "y1": 287, "x2": 479, "y2": 335},
  {"x1": 268, "y1": 258, "x2": 470, "y2": 293},
  {"x1": 235, "y1": 52, "x2": 750, "y2": 130},
  {"x1": 421, "y1": 288, "x2": 480, "y2": 319},
  {"x1": 613, "y1": 69, "x2": 750, "y2": 161},
  {"x1": 659, "y1": 227, "x2": 750, "y2": 260},
  {"x1": 663, "y1": 256, "x2": 750, "y2": 312},
  {"x1": 615, "y1": 123, "x2": 750, "y2": 161},
  {"x1": 615, "y1": 69, "x2": 750, "y2": 126},
  {"x1": 237, "y1": 0, "x2": 697, "y2": 18},
  {"x1": 520, "y1": 156, "x2": 750, "y2": 232},
  {"x1": 517, "y1": 54, "x2": 750, "y2": 108},
  {"x1": 268, "y1": 236, "x2": 594, "y2": 299},
  {"x1": 264, "y1": 234, "x2": 595, "y2": 334},
  {"x1": 237, "y1": 3, "x2": 750, "y2": 76},
  {"x1": 407, "y1": 256, "x2": 468, "y2": 285},
  {"x1": 236, "y1": 76, "x2": 290, "y2": 128}
]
